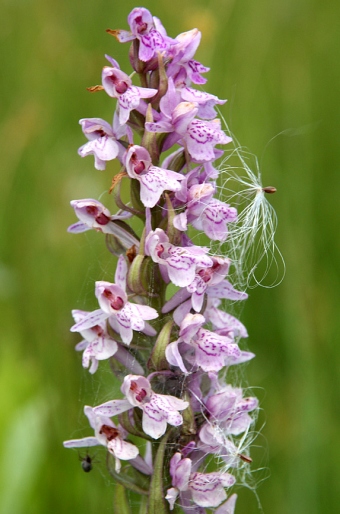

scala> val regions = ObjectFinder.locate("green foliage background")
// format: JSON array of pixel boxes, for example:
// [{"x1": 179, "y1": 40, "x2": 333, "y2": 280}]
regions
[{"x1": 1, "y1": 0, "x2": 339, "y2": 512}]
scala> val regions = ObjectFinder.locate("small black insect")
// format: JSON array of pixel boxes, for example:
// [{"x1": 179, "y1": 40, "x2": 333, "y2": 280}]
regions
[{"x1": 79, "y1": 453, "x2": 94, "y2": 473}]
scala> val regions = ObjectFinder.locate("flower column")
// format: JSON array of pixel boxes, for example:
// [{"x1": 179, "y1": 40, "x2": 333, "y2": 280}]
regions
[{"x1": 63, "y1": 7, "x2": 260, "y2": 514}]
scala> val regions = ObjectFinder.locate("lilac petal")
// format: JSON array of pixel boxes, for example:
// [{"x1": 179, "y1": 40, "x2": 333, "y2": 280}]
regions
[
  {"x1": 119, "y1": 85, "x2": 157, "y2": 125},
  {"x1": 187, "y1": 60, "x2": 210, "y2": 84},
  {"x1": 160, "y1": 77, "x2": 180, "y2": 118},
  {"x1": 173, "y1": 299, "x2": 192, "y2": 326},
  {"x1": 114, "y1": 255, "x2": 127, "y2": 291},
  {"x1": 207, "y1": 306, "x2": 248, "y2": 338},
  {"x1": 70, "y1": 309, "x2": 108, "y2": 332},
  {"x1": 79, "y1": 117, "x2": 114, "y2": 139},
  {"x1": 139, "y1": 31, "x2": 164, "y2": 61},
  {"x1": 190, "y1": 473, "x2": 228, "y2": 508},
  {"x1": 191, "y1": 289, "x2": 205, "y2": 313},
  {"x1": 84, "y1": 405, "x2": 97, "y2": 429},
  {"x1": 207, "y1": 281, "x2": 248, "y2": 301},
  {"x1": 114, "y1": 345, "x2": 145, "y2": 375},
  {"x1": 94, "y1": 399, "x2": 132, "y2": 417},
  {"x1": 142, "y1": 321, "x2": 157, "y2": 337},
  {"x1": 129, "y1": 455, "x2": 153, "y2": 475},
  {"x1": 166, "y1": 410, "x2": 185, "y2": 427},
  {"x1": 175, "y1": 458, "x2": 192, "y2": 490},
  {"x1": 88, "y1": 359, "x2": 99, "y2": 374},
  {"x1": 162, "y1": 288, "x2": 191, "y2": 314},
  {"x1": 165, "y1": 341, "x2": 188, "y2": 373},
  {"x1": 173, "y1": 212, "x2": 188, "y2": 231},
  {"x1": 145, "y1": 120, "x2": 174, "y2": 133},
  {"x1": 165, "y1": 487, "x2": 179, "y2": 510},
  {"x1": 117, "y1": 322, "x2": 133, "y2": 345},
  {"x1": 115, "y1": 30, "x2": 135, "y2": 43},
  {"x1": 215, "y1": 494, "x2": 238, "y2": 514},
  {"x1": 75, "y1": 340, "x2": 87, "y2": 351},
  {"x1": 104, "y1": 55, "x2": 121, "y2": 69},
  {"x1": 155, "y1": 393, "x2": 188, "y2": 413},
  {"x1": 83, "y1": 336, "x2": 118, "y2": 361},
  {"x1": 108, "y1": 438, "x2": 139, "y2": 460},
  {"x1": 225, "y1": 351, "x2": 255, "y2": 366},
  {"x1": 142, "y1": 411, "x2": 167, "y2": 439},
  {"x1": 63, "y1": 436, "x2": 99, "y2": 448},
  {"x1": 78, "y1": 137, "x2": 119, "y2": 165},
  {"x1": 179, "y1": 313, "x2": 205, "y2": 344},
  {"x1": 67, "y1": 222, "x2": 90, "y2": 234},
  {"x1": 144, "y1": 441, "x2": 153, "y2": 469},
  {"x1": 106, "y1": 222, "x2": 140, "y2": 249},
  {"x1": 169, "y1": 452, "x2": 182, "y2": 478},
  {"x1": 226, "y1": 413, "x2": 253, "y2": 435},
  {"x1": 180, "y1": 87, "x2": 226, "y2": 120},
  {"x1": 194, "y1": 330, "x2": 242, "y2": 372}
]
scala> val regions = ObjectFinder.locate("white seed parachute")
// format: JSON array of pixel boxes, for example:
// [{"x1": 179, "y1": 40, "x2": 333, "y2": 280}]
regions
[{"x1": 212, "y1": 121, "x2": 285, "y2": 290}]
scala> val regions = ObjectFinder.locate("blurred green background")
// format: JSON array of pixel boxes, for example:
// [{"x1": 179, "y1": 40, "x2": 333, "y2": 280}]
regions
[{"x1": 1, "y1": 0, "x2": 339, "y2": 512}]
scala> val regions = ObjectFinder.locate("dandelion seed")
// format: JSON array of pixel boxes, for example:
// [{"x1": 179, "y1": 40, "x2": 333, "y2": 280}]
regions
[{"x1": 211, "y1": 117, "x2": 285, "y2": 289}]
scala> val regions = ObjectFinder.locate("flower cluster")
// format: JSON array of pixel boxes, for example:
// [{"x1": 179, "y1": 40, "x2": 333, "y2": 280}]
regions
[{"x1": 63, "y1": 8, "x2": 260, "y2": 513}]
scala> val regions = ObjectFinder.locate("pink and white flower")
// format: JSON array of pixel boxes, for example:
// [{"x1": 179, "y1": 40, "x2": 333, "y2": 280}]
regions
[
  {"x1": 124, "y1": 145, "x2": 184, "y2": 208},
  {"x1": 94, "y1": 375, "x2": 188, "y2": 439},
  {"x1": 63, "y1": 406, "x2": 139, "y2": 473},
  {"x1": 166, "y1": 452, "x2": 235, "y2": 510},
  {"x1": 70, "y1": 255, "x2": 158, "y2": 344}
]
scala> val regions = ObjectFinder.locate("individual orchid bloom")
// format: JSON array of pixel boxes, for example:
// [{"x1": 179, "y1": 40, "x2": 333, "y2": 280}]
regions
[
  {"x1": 167, "y1": 29, "x2": 210, "y2": 85},
  {"x1": 68, "y1": 198, "x2": 130, "y2": 233},
  {"x1": 145, "y1": 228, "x2": 213, "y2": 287},
  {"x1": 67, "y1": 198, "x2": 140, "y2": 250},
  {"x1": 183, "y1": 118, "x2": 232, "y2": 163},
  {"x1": 163, "y1": 256, "x2": 231, "y2": 313},
  {"x1": 173, "y1": 182, "x2": 216, "y2": 232},
  {"x1": 102, "y1": 63, "x2": 157, "y2": 125},
  {"x1": 70, "y1": 256, "x2": 158, "y2": 344},
  {"x1": 191, "y1": 197, "x2": 238, "y2": 241},
  {"x1": 95, "y1": 375, "x2": 189, "y2": 439},
  {"x1": 173, "y1": 185, "x2": 238, "y2": 242},
  {"x1": 113, "y1": 7, "x2": 174, "y2": 62},
  {"x1": 63, "y1": 406, "x2": 139, "y2": 473},
  {"x1": 172, "y1": 165, "x2": 213, "y2": 203},
  {"x1": 71, "y1": 309, "x2": 118, "y2": 374},
  {"x1": 166, "y1": 313, "x2": 254, "y2": 373},
  {"x1": 166, "y1": 452, "x2": 235, "y2": 510},
  {"x1": 124, "y1": 145, "x2": 184, "y2": 208},
  {"x1": 78, "y1": 112, "x2": 128, "y2": 170},
  {"x1": 71, "y1": 309, "x2": 144, "y2": 375}
]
